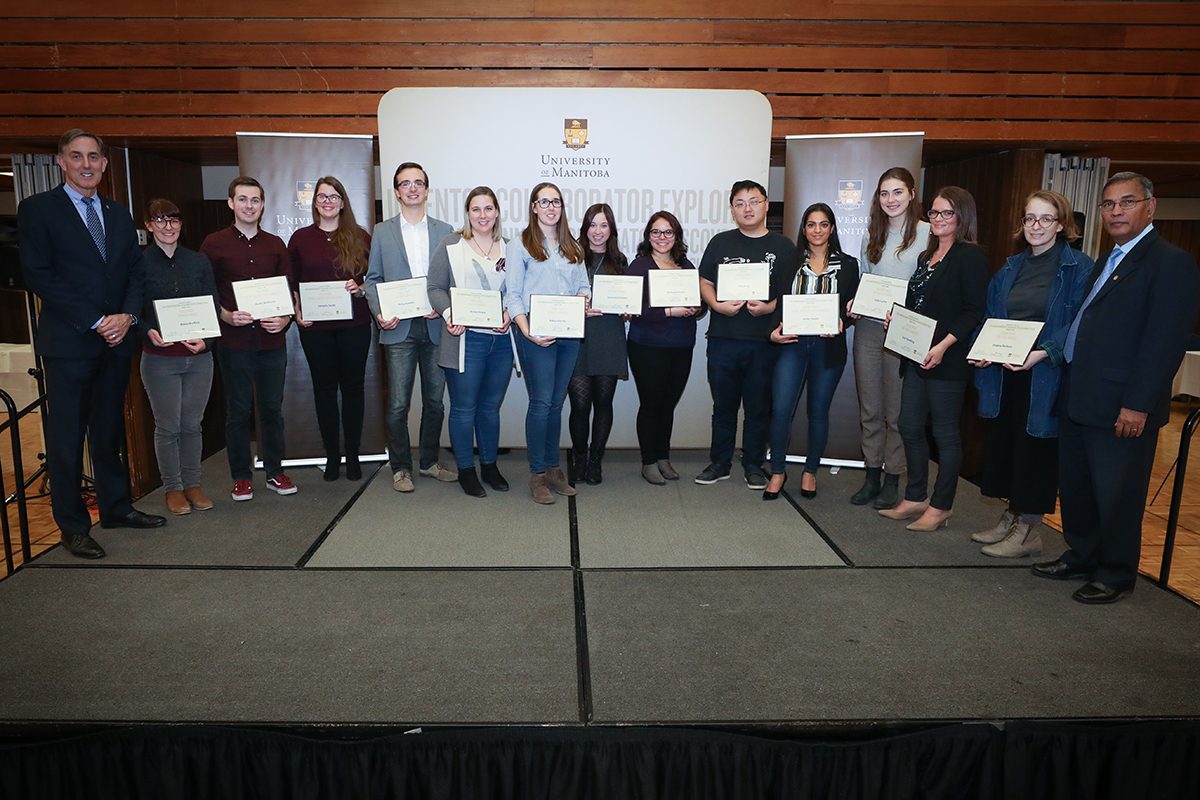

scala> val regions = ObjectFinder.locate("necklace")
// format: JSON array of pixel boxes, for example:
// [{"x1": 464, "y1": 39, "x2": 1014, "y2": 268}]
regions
[{"x1": 470, "y1": 236, "x2": 496, "y2": 260}]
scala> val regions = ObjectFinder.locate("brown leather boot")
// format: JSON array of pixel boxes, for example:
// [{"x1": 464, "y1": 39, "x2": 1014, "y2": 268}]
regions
[
  {"x1": 183, "y1": 485, "x2": 215, "y2": 511},
  {"x1": 165, "y1": 490, "x2": 192, "y2": 515}
]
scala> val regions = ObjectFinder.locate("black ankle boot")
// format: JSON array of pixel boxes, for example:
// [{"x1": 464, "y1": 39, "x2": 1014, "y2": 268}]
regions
[
  {"x1": 584, "y1": 454, "x2": 603, "y2": 485},
  {"x1": 480, "y1": 462, "x2": 509, "y2": 492},
  {"x1": 873, "y1": 472, "x2": 901, "y2": 509},
  {"x1": 323, "y1": 455, "x2": 340, "y2": 482},
  {"x1": 568, "y1": 450, "x2": 587, "y2": 482},
  {"x1": 850, "y1": 466, "x2": 882, "y2": 505},
  {"x1": 458, "y1": 467, "x2": 487, "y2": 497},
  {"x1": 345, "y1": 455, "x2": 362, "y2": 481}
]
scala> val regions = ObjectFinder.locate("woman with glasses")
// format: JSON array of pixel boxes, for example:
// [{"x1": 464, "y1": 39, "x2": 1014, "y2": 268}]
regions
[
  {"x1": 139, "y1": 199, "x2": 220, "y2": 515},
  {"x1": 626, "y1": 211, "x2": 703, "y2": 485},
  {"x1": 850, "y1": 167, "x2": 930, "y2": 508},
  {"x1": 763, "y1": 203, "x2": 859, "y2": 500},
  {"x1": 288, "y1": 176, "x2": 372, "y2": 481},
  {"x1": 506, "y1": 182, "x2": 593, "y2": 505},
  {"x1": 427, "y1": 186, "x2": 514, "y2": 498},
  {"x1": 568, "y1": 203, "x2": 629, "y2": 485},
  {"x1": 879, "y1": 186, "x2": 987, "y2": 532},
  {"x1": 968, "y1": 190, "x2": 1093, "y2": 557}
]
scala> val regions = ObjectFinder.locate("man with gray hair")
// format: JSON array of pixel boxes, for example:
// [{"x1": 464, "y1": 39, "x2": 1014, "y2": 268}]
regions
[{"x1": 1032, "y1": 171, "x2": 1199, "y2": 603}]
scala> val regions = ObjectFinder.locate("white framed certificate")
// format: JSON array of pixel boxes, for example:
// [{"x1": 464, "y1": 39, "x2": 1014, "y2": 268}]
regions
[
  {"x1": 884, "y1": 304, "x2": 937, "y2": 364},
  {"x1": 231, "y1": 275, "x2": 293, "y2": 320},
  {"x1": 967, "y1": 319, "x2": 1045, "y2": 366},
  {"x1": 154, "y1": 296, "x2": 220, "y2": 342},
  {"x1": 376, "y1": 277, "x2": 432, "y2": 321},
  {"x1": 591, "y1": 274, "x2": 643, "y2": 315},
  {"x1": 782, "y1": 294, "x2": 840, "y2": 336},
  {"x1": 852, "y1": 274, "x2": 910, "y2": 320},
  {"x1": 299, "y1": 280, "x2": 353, "y2": 322},
  {"x1": 648, "y1": 269, "x2": 700, "y2": 307},
  {"x1": 717, "y1": 262, "x2": 770, "y2": 301},
  {"x1": 449, "y1": 287, "x2": 503, "y2": 328},
  {"x1": 529, "y1": 294, "x2": 585, "y2": 338}
]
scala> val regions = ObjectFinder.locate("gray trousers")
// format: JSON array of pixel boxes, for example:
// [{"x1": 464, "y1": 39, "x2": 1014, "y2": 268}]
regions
[
  {"x1": 139, "y1": 351, "x2": 214, "y2": 491},
  {"x1": 852, "y1": 320, "x2": 906, "y2": 474}
]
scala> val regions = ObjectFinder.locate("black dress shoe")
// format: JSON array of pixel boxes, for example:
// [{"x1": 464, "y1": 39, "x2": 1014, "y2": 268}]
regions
[
  {"x1": 1031, "y1": 558, "x2": 1090, "y2": 581},
  {"x1": 61, "y1": 534, "x2": 105, "y2": 559},
  {"x1": 100, "y1": 509, "x2": 167, "y2": 529},
  {"x1": 1073, "y1": 581, "x2": 1132, "y2": 605},
  {"x1": 762, "y1": 473, "x2": 786, "y2": 501}
]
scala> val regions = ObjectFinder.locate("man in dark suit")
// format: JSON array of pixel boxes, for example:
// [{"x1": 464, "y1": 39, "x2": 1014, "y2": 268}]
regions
[
  {"x1": 363, "y1": 161, "x2": 456, "y2": 493},
  {"x1": 1033, "y1": 172, "x2": 1199, "y2": 603},
  {"x1": 18, "y1": 129, "x2": 166, "y2": 559}
]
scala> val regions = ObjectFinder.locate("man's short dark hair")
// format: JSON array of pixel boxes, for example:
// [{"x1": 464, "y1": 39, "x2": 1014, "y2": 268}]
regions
[
  {"x1": 393, "y1": 162, "x2": 429, "y2": 189},
  {"x1": 729, "y1": 179, "x2": 767, "y2": 205},
  {"x1": 58, "y1": 128, "x2": 105, "y2": 157},
  {"x1": 228, "y1": 176, "x2": 265, "y2": 203}
]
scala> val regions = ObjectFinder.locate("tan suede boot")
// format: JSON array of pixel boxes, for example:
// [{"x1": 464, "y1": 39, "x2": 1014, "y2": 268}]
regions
[
  {"x1": 981, "y1": 519, "x2": 1043, "y2": 558},
  {"x1": 971, "y1": 509, "x2": 1015, "y2": 544},
  {"x1": 529, "y1": 473, "x2": 555, "y2": 505},
  {"x1": 545, "y1": 466, "x2": 577, "y2": 497}
]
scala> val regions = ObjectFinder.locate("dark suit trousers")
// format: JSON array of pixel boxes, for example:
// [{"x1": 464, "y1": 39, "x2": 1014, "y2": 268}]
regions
[
  {"x1": 1058, "y1": 374, "x2": 1158, "y2": 590},
  {"x1": 42, "y1": 351, "x2": 134, "y2": 535}
]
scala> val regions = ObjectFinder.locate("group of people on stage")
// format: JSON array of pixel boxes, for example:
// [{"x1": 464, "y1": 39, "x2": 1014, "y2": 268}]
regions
[{"x1": 19, "y1": 128, "x2": 1200, "y2": 605}]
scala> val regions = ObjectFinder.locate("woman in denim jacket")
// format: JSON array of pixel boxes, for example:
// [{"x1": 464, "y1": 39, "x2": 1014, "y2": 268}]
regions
[{"x1": 970, "y1": 190, "x2": 1094, "y2": 558}]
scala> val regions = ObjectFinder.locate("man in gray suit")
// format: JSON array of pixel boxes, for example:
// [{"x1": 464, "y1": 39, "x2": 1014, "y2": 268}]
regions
[{"x1": 365, "y1": 162, "x2": 457, "y2": 492}]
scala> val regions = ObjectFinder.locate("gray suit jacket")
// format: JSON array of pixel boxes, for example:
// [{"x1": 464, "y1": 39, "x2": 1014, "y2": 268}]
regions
[{"x1": 364, "y1": 212, "x2": 454, "y2": 345}]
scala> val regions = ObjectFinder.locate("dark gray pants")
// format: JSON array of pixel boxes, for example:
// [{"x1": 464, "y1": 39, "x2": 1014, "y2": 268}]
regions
[
  {"x1": 140, "y1": 351, "x2": 214, "y2": 491},
  {"x1": 898, "y1": 374, "x2": 967, "y2": 510}
]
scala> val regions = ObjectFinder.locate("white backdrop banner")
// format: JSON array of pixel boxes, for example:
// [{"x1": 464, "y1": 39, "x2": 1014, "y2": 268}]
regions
[{"x1": 378, "y1": 88, "x2": 773, "y2": 449}]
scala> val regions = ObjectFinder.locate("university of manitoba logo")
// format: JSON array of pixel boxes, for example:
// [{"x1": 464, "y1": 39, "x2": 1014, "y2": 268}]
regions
[
  {"x1": 295, "y1": 180, "x2": 315, "y2": 210},
  {"x1": 836, "y1": 179, "x2": 864, "y2": 211},
  {"x1": 563, "y1": 119, "x2": 589, "y2": 151}
]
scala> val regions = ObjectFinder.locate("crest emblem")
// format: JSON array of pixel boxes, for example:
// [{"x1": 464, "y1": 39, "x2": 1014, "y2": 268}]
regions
[
  {"x1": 295, "y1": 180, "x2": 315, "y2": 210},
  {"x1": 836, "y1": 180, "x2": 864, "y2": 211},
  {"x1": 563, "y1": 118, "x2": 589, "y2": 151}
]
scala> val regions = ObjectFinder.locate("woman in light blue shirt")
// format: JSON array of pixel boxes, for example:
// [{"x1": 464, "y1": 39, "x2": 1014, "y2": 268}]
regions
[{"x1": 506, "y1": 182, "x2": 593, "y2": 505}]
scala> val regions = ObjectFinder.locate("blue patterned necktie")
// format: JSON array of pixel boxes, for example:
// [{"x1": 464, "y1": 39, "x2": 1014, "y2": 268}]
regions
[
  {"x1": 81, "y1": 195, "x2": 106, "y2": 261},
  {"x1": 1063, "y1": 244, "x2": 1122, "y2": 363}
]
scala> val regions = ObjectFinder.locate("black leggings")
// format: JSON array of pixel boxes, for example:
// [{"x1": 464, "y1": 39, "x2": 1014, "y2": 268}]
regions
[
  {"x1": 568, "y1": 374, "x2": 617, "y2": 458},
  {"x1": 627, "y1": 341, "x2": 693, "y2": 465}
]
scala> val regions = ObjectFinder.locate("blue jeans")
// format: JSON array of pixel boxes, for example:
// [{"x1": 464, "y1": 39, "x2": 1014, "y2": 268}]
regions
[
  {"x1": 706, "y1": 337, "x2": 776, "y2": 471},
  {"x1": 768, "y1": 338, "x2": 845, "y2": 474},
  {"x1": 382, "y1": 326, "x2": 446, "y2": 473},
  {"x1": 444, "y1": 331, "x2": 514, "y2": 469},
  {"x1": 516, "y1": 335, "x2": 580, "y2": 473}
]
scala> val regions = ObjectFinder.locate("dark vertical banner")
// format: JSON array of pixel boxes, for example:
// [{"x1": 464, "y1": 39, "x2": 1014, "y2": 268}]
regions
[
  {"x1": 783, "y1": 133, "x2": 924, "y2": 465},
  {"x1": 236, "y1": 133, "x2": 385, "y2": 464}
]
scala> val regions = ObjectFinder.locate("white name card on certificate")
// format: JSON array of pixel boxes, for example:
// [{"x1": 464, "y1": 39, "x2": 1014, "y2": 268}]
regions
[
  {"x1": 449, "y1": 287, "x2": 503, "y2": 328},
  {"x1": 967, "y1": 319, "x2": 1044, "y2": 366},
  {"x1": 231, "y1": 275, "x2": 293, "y2": 320},
  {"x1": 376, "y1": 277, "x2": 432, "y2": 321},
  {"x1": 782, "y1": 293, "x2": 840, "y2": 336},
  {"x1": 529, "y1": 294, "x2": 585, "y2": 338},
  {"x1": 717, "y1": 262, "x2": 770, "y2": 301},
  {"x1": 853, "y1": 274, "x2": 910, "y2": 320},
  {"x1": 299, "y1": 281, "x2": 353, "y2": 322},
  {"x1": 591, "y1": 274, "x2": 643, "y2": 315},
  {"x1": 154, "y1": 296, "x2": 220, "y2": 342},
  {"x1": 647, "y1": 269, "x2": 700, "y2": 307},
  {"x1": 884, "y1": 305, "x2": 938, "y2": 364}
]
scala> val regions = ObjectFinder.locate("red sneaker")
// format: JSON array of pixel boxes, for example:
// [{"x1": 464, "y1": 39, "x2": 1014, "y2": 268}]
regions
[
  {"x1": 266, "y1": 473, "x2": 298, "y2": 495},
  {"x1": 231, "y1": 479, "x2": 254, "y2": 501}
]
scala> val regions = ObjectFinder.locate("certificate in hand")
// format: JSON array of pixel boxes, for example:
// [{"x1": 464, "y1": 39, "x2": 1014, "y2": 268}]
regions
[
  {"x1": 717, "y1": 262, "x2": 770, "y2": 301},
  {"x1": 883, "y1": 304, "x2": 937, "y2": 364},
  {"x1": 529, "y1": 294, "x2": 585, "y2": 338},
  {"x1": 154, "y1": 296, "x2": 221, "y2": 343},
  {"x1": 967, "y1": 319, "x2": 1044, "y2": 366},
  {"x1": 376, "y1": 277, "x2": 432, "y2": 321},
  {"x1": 232, "y1": 275, "x2": 293, "y2": 320},
  {"x1": 647, "y1": 269, "x2": 700, "y2": 307},
  {"x1": 591, "y1": 274, "x2": 643, "y2": 315},
  {"x1": 852, "y1": 274, "x2": 910, "y2": 320},
  {"x1": 782, "y1": 293, "x2": 840, "y2": 336},
  {"x1": 449, "y1": 287, "x2": 503, "y2": 328},
  {"x1": 299, "y1": 280, "x2": 353, "y2": 322}
]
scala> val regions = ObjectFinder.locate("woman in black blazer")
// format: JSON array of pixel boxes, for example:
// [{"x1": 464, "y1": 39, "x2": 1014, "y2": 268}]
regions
[{"x1": 879, "y1": 186, "x2": 988, "y2": 531}]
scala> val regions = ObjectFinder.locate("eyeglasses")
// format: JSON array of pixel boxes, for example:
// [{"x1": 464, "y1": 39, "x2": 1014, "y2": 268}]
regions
[
  {"x1": 732, "y1": 198, "x2": 764, "y2": 210},
  {"x1": 151, "y1": 216, "x2": 181, "y2": 227},
  {"x1": 927, "y1": 209, "x2": 956, "y2": 220},
  {"x1": 648, "y1": 228, "x2": 675, "y2": 239},
  {"x1": 396, "y1": 179, "x2": 427, "y2": 190},
  {"x1": 315, "y1": 193, "x2": 342, "y2": 204},
  {"x1": 1022, "y1": 214, "x2": 1058, "y2": 228},
  {"x1": 534, "y1": 198, "x2": 563, "y2": 209},
  {"x1": 1098, "y1": 197, "x2": 1151, "y2": 213}
]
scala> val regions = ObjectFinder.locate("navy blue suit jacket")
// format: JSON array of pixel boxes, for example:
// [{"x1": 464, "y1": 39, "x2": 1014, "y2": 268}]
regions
[
  {"x1": 18, "y1": 184, "x2": 145, "y2": 358},
  {"x1": 1066, "y1": 228, "x2": 1199, "y2": 429}
]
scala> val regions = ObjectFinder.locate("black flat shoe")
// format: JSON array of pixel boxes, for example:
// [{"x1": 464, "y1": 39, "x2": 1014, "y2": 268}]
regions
[
  {"x1": 1031, "y1": 558, "x2": 1091, "y2": 581},
  {"x1": 480, "y1": 463, "x2": 509, "y2": 492},
  {"x1": 1072, "y1": 581, "x2": 1132, "y2": 604},
  {"x1": 60, "y1": 534, "x2": 105, "y2": 559},
  {"x1": 100, "y1": 509, "x2": 166, "y2": 529},
  {"x1": 762, "y1": 474, "x2": 786, "y2": 501}
]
